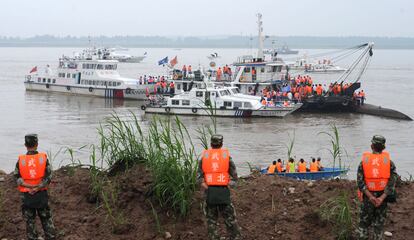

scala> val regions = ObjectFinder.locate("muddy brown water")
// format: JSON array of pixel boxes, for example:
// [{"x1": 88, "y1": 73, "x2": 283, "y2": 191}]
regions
[{"x1": 0, "y1": 47, "x2": 413, "y2": 177}]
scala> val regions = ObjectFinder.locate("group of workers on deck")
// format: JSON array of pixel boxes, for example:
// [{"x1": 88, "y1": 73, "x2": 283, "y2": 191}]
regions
[
  {"x1": 215, "y1": 65, "x2": 232, "y2": 81},
  {"x1": 267, "y1": 157, "x2": 324, "y2": 174}
]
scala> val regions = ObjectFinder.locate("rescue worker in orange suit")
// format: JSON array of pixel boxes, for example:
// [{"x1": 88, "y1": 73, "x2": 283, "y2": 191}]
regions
[
  {"x1": 298, "y1": 158, "x2": 308, "y2": 172},
  {"x1": 14, "y1": 134, "x2": 56, "y2": 240},
  {"x1": 267, "y1": 160, "x2": 277, "y2": 174},
  {"x1": 310, "y1": 158, "x2": 319, "y2": 172},
  {"x1": 198, "y1": 134, "x2": 241, "y2": 240},
  {"x1": 357, "y1": 135, "x2": 397, "y2": 240}
]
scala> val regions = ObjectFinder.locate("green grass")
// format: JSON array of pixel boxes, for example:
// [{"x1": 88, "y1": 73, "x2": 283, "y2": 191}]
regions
[
  {"x1": 319, "y1": 124, "x2": 344, "y2": 169},
  {"x1": 91, "y1": 113, "x2": 201, "y2": 217},
  {"x1": 283, "y1": 131, "x2": 295, "y2": 160},
  {"x1": 319, "y1": 192, "x2": 357, "y2": 240},
  {"x1": 145, "y1": 116, "x2": 199, "y2": 217},
  {"x1": 101, "y1": 180, "x2": 127, "y2": 234}
]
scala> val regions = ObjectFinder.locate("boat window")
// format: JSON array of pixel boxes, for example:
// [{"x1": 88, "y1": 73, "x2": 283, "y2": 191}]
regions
[
  {"x1": 172, "y1": 100, "x2": 180, "y2": 105},
  {"x1": 231, "y1": 88, "x2": 240, "y2": 94},
  {"x1": 220, "y1": 90, "x2": 229, "y2": 96},
  {"x1": 244, "y1": 102, "x2": 253, "y2": 108},
  {"x1": 211, "y1": 92, "x2": 215, "y2": 97},
  {"x1": 260, "y1": 67, "x2": 265, "y2": 73},
  {"x1": 117, "y1": 82, "x2": 121, "y2": 86},
  {"x1": 244, "y1": 67, "x2": 251, "y2": 73},
  {"x1": 42, "y1": 78, "x2": 46, "y2": 83},
  {"x1": 234, "y1": 102, "x2": 242, "y2": 108},
  {"x1": 97, "y1": 64, "x2": 104, "y2": 70},
  {"x1": 47, "y1": 79, "x2": 51, "y2": 83},
  {"x1": 82, "y1": 64, "x2": 86, "y2": 69},
  {"x1": 66, "y1": 73, "x2": 70, "y2": 78},
  {"x1": 103, "y1": 81, "x2": 107, "y2": 86},
  {"x1": 52, "y1": 79, "x2": 56, "y2": 83},
  {"x1": 108, "y1": 82, "x2": 112, "y2": 86},
  {"x1": 182, "y1": 100, "x2": 190, "y2": 106},
  {"x1": 224, "y1": 101, "x2": 232, "y2": 107},
  {"x1": 177, "y1": 84, "x2": 181, "y2": 90},
  {"x1": 37, "y1": 78, "x2": 41, "y2": 82},
  {"x1": 196, "y1": 91, "x2": 203, "y2": 97},
  {"x1": 72, "y1": 74, "x2": 76, "y2": 79}
]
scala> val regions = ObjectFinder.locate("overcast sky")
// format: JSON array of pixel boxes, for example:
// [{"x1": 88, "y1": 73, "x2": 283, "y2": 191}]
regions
[{"x1": 1, "y1": 0, "x2": 413, "y2": 37}]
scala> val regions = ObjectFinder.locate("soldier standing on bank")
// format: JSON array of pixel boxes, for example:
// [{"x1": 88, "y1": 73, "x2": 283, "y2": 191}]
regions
[
  {"x1": 357, "y1": 135, "x2": 397, "y2": 240},
  {"x1": 198, "y1": 134, "x2": 241, "y2": 240},
  {"x1": 14, "y1": 134, "x2": 56, "y2": 240}
]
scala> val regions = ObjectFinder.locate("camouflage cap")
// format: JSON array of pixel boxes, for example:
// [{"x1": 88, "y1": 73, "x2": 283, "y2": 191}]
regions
[
  {"x1": 371, "y1": 135, "x2": 386, "y2": 145},
  {"x1": 25, "y1": 134, "x2": 38, "y2": 146},
  {"x1": 211, "y1": 134, "x2": 223, "y2": 145}
]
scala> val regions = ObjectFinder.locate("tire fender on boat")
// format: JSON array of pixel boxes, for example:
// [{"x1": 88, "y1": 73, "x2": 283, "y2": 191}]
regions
[
  {"x1": 26, "y1": 75, "x2": 31, "y2": 81},
  {"x1": 141, "y1": 105, "x2": 146, "y2": 110},
  {"x1": 89, "y1": 87, "x2": 93, "y2": 92},
  {"x1": 165, "y1": 107, "x2": 171, "y2": 113},
  {"x1": 342, "y1": 99, "x2": 349, "y2": 106},
  {"x1": 66, "y1": 86, "x2": 71, "y2": 91},
  {"x1": 46, "y1": 83, "x2": 50, "y2": 89},
  {"x1": 192, "y1": 108, "x2": 197, "y2": 113}
]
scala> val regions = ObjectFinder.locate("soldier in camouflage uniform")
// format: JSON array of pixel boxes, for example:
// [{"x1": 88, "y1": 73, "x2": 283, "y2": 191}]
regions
[
  {"x1": 357, "y1": 135, "x2": 397, "y2": 240},
  {"x1": 14, "y1": 134, "x2": 56, "y2": 240},
  {"x1": 198, "y1": 134, "x2": 241, "y2": 240}
]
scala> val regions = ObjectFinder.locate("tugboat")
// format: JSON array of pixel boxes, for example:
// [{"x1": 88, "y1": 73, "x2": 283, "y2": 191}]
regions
[
  {"x1": 24, "y1": 48, "x2": 152, "y2": 99},
  {"x1": 141, "y1": 81, "x2": 302, "y2": 118}
]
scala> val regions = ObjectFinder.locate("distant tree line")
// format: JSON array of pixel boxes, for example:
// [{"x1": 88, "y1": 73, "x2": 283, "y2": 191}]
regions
[{"x1": 0, "y1": 35, "x2": 413, "y2": 49}]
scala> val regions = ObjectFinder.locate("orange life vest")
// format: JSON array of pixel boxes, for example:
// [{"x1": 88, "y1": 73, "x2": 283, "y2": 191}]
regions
[
  {"x1": 268, "y1": 164, "x2": 276, "y2": 174},
  {"x1": 18, "y1": 153, "x2": 48, "y2": 192},
  {"x1": 202, "y1": 148, "x2": 230, "y2": 186},
  {"x1": 310, "y1": 162, "x2": 319, "y2": 172},
  {"x1": 362, "y1": 151, "x2": 391, "y2": 192},
  {"x1": 276, "y1": 162, "x2": 283, "y2": 172},
  {"x1": 298, "y1": 162, "x2": 307, "y2": 173},
  {"x1": 261, "y1": 99, "x2": 267, "y2": 105}
]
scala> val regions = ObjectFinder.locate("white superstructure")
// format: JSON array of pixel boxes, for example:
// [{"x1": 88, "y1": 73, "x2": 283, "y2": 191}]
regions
[
  {"x1": 24, "y1": 49, "x2": 152, "y2": 99},
  {"x1": 142, "y1": 82, "x2": 301, "y2": 118}
]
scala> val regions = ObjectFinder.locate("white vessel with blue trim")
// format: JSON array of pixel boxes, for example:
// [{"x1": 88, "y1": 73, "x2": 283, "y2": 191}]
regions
[
  {"x1": 142, "y1": 81, "x2": 302, "y2": 118},
  {"x1": 24, "y1": 48, "x2": 152, "y2": 99}
]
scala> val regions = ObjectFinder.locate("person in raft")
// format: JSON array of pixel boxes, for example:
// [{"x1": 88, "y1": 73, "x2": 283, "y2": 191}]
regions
[
  {"x1": 357, "y1": 135, "x2": 397, "y2": 240},
  {"x1": 14, "y1": 134, "x2": 56, "y2": 240},
  {"x1": 198, "y1": 134, "x2": 241, "y2": 240}
]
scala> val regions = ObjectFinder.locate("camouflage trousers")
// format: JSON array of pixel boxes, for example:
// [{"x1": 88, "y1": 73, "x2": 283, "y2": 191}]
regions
[
  {"x1": 358, "y1": 199, "x2": 388, "y2": 240},
  {"x1": 22, "y1": 206, "x2": 56, "y2": 240},
  {"x1": 203, "y1": 202, "x2": 241, "y2": 240}
]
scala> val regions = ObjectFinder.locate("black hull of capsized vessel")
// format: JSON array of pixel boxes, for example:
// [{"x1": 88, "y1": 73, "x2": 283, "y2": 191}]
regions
[{"x1": 296, "y1": 96, "x2": 412, "y2": 121}]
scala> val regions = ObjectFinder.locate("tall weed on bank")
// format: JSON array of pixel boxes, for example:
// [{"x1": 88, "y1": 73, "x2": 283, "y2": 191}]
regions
[{"x1": 145, "y1": 116, "x2": 198, "y2": 217}]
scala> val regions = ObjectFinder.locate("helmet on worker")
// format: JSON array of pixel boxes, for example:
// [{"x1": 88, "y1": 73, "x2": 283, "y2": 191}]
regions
[
  {"x1": 25, "y1": 134, "x2": 38, "y2": 148},
  {"x1": 211, "y1": 134, "x2": 224, "y2": 148},
  {"x1": 371, "y1": 135, "x2": 386, "y2": 152}
]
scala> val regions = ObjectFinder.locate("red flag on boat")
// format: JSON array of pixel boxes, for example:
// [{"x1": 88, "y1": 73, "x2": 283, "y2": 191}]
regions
[
  {"x1": 170, "y1": 56, "x2": 178, "y2": 67},
  {"x1": 29, "y1": 66, "x2": 37, "y2": 73}
]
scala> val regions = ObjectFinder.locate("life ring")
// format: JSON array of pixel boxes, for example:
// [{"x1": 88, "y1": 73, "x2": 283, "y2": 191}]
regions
[
  {"x1": 46, "y1": 83, "x2": 50, "y2": 89},
  {"x1": 141, "y1": 105, "x2": 146, "y2": 110},
  {"x1": 89, "y1": 87, "x2": 93, "y2": 92},
  {"x1": 191, "y1": 108, "x2": 197, "y2": 113},
  {"x1": 66, "y1": 86, "x2": 71, "y2": 91},
  {"x1": 165, "y1": 107, "x2": 171, "y2": 113},
  {"x1": 26, "y1": 75, "x2": 31, "y2": 81},
  {"x1": 342, "y1": 99, "x2": 349, "y2": 106}
]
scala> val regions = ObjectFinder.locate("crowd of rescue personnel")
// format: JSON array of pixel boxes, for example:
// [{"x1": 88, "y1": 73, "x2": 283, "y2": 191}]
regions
[
  {"x1": 258, "y1": 75, "x2": 366, "y2": 107},
  {"x1": 266, "y1": 157, "x2": 324, "y2": 174}
]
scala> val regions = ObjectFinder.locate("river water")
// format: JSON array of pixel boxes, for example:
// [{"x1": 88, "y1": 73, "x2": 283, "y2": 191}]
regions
[{"x1": 0, "y1": 47, "x2": 413, "y2": 178}]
